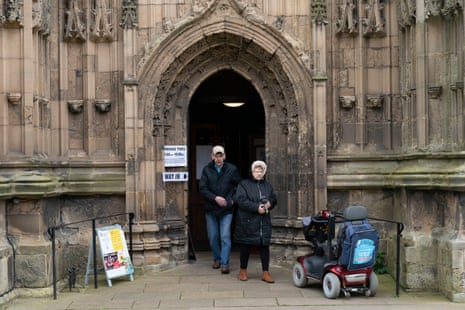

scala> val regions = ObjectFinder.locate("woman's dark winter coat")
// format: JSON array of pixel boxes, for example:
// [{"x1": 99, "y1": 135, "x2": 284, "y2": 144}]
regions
[
  {"x1": 233, "y1": 177, "x2": 277, "y2": 246},
  {"x1": 199, "y1": 161, "x2": 242, "y2": 216}
]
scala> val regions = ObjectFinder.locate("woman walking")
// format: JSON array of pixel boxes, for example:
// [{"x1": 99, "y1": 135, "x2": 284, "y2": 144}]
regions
[{"x1": 233, "y1": 160, "x2": 277, "y2": 283}]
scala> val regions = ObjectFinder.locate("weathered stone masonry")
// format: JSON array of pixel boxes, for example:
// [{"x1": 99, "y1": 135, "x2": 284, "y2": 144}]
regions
[{"x1": 0, "y1": 0, "x2": 464, "y2": 303}]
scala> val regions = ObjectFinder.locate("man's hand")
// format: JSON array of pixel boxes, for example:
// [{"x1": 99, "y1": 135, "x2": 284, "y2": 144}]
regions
[{"x1": 215, "y1": 196, "x2": 227, "y2": 207}]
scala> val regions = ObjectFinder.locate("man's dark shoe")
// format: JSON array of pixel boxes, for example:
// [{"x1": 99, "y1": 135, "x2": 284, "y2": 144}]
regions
[
  {"x1": 221, "y1": 266, "x2": 230, "y2": 274},
  {"x1": 212, "y1": 261, "x2": 220, "y2": 269}
]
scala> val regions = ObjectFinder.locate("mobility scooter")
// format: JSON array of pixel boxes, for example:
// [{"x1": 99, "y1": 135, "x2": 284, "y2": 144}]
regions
[{"x1": 292, "y1": 205, "x2": 379, "y2": 299}]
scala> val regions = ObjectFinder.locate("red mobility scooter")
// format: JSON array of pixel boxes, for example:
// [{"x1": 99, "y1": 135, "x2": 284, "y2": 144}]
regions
[{"x1": 292, "y1": 205, "x2": 379, "y2": 299}]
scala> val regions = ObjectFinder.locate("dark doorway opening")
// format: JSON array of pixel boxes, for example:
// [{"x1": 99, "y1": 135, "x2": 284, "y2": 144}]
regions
[{"x1": 188, "y1": 69, "x2": 265, "y2": 252}]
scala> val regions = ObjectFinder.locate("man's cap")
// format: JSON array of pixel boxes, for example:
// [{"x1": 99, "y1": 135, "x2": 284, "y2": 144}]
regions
[{"x1": 212, "y1": 145, "x2": 225, "y2": 155}]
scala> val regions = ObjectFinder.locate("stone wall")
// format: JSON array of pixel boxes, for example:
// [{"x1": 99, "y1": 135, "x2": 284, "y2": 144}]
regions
[
  {"x1": 0, "y1": 0, "x2": 465, "y2": 303},
  {"x1": 6, "y1": 195, "x2": 126, "y2": 289}
]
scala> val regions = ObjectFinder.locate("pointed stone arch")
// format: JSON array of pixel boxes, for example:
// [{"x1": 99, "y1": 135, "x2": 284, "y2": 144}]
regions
[{"x1": 133, "y1": 0, "x2": 315, "y2": 261}]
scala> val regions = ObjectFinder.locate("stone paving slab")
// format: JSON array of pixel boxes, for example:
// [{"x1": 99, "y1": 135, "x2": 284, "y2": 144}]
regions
[{"x1": 2, "y1": 252, "x2": 464, "y2": 309}]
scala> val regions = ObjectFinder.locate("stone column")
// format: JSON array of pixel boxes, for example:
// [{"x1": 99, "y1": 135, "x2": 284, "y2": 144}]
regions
[
  {"x1": 22, "y1": 0, "x2": 34, "y2": 156},
  {"x1": 120, "y1": 1, "x2": 154, "y2": 266},
  {"x1": 415, "y1": 0, "x2": 428, "y2": 146},
  {"x1": 354, "y1": 3, "x2": 367, "y2": 149},
  {"x1": 121, "y1": 1, "x2": 139, "y2": 220},
  {"x1": 312, "y1": 2, "x2": 328, "y2": 210}
]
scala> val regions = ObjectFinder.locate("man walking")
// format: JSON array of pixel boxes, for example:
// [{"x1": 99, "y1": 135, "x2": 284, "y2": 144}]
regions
[{"x1": 199, "y1": 145, "x2": 241, "y2": 274}]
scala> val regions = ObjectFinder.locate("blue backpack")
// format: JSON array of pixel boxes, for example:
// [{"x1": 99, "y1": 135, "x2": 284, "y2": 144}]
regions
[{"x1": 338, "y1": 206, "x2": 379, "y2": 271}]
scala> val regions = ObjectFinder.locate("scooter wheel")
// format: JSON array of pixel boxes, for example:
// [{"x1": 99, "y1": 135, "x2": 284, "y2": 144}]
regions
[
  {"x1": 292, "y1": 262, "x2": 308, "y2": 288},
  {"x1": 322, "y1": 272, "x2": 341, "y2": 299},
  {"x1": 368, "y1": 272, "x2": 378, "y2": 296}
]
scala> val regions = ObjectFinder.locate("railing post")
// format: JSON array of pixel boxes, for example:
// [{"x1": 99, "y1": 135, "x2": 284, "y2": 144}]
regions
[
  {"x1": 129, "y1": 212, "x2": 134, "y2": 261},
  {"x1": 92, "y1": 219, "x2": 98, "y2": 288},
  {"x1": 49, "y1": 227, "x2": 57, "y2": 300},
  {"x1": 396, "y1": 222, "x2": 404, "y2": 297}
]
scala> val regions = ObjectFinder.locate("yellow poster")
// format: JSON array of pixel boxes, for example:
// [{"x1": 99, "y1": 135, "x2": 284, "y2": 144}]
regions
[{"x1": 110, "y1": 228, "x2": 123, "y2": 251}]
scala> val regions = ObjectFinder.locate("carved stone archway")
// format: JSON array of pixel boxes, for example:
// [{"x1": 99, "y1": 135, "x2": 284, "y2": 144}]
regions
[{"x1": 131, "y1": 0, "x2": 315, "y2": 265}]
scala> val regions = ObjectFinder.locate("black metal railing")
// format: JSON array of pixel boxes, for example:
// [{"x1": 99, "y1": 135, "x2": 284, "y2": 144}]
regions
[
  {"x1": 47, "y1": 212, "x2": 134, "y2": 300},
  {"x1": 368, "y1": 217, "x2": 404, "y2": 298}
]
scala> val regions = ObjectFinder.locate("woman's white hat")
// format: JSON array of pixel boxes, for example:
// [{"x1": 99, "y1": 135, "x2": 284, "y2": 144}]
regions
[{"x1": 251, "y1": 160, "x2": 267, "y2": 175}]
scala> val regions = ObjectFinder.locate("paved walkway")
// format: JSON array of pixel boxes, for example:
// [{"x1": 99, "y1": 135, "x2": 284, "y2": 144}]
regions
[{"x1": 3, "y1": 252, "x2": 463, "y2": 309}]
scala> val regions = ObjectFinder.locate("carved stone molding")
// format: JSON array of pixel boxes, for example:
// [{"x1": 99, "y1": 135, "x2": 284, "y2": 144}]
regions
[
  {"x1": 242, "y1": 0, "x2": 265, "y2": 24},
  {"x1": 336, "y1": 0, "x2": 358, "y2": 35},
  {"x1": 64, "y1": 0, "x2": 86, "y2": 42},
  {"x1": 339, "y1": 96, "x2": 356, "y2": 109},
  {"x1": 442, "y1": 0, "x2": 463, "y2": 19},
  {"x1": 152, "y1": 124, "x2": 171, "y2": 137},
  {"x1": 123, "y1": 78, "x2": 138, "y2": 86},
  {"x1": 273, "y1": 15, "x2": 284, "y2": 31},
  {"x1": 362, "y1": 0, "x2": 386, "y2": 37},
  {"x1": 34, "y1": 95, "x2": 49, "y2": 105},
  {"x1": 120, "y1": 0, "x2": 137, "y2": 29},
  {"x1": 425, "y1": 0, "x2": 442, "y2": 18},
  {"x1": 94, "y1": 99, "x2": 112, "y2": 113},
  {"x1": 90, "y1": 0, "x2": 114, "y2": 42},
  {"x1": 32, "y1": 0, "x2": 50, "y2": 35},
  {"x1": 366, "y1": 95, "x2": 384, "y2": 109},
  {"x1": 450, "y1": 81, "x2": 464, "y2": 91},
  {"x1": 312, "y1": 0, "x2": 328, "y2": 25},
  {"x1": 123, "y1": 78, "x2": 139, "y2": 92},
  {"x1": 425, "y1": 0, "x2": 462, "y2": 20},
  {"x1": 7, "y1": 93, "x2": 22, "y2": 105},
  {"x1": 67, "y1": 100, "x2": 84, "y2": 113},
  {"x1": 3, "y1": 0, "x2": 23, "y2": 27},
  {"x1": 398, "y1": 0, "x2": 416, "y2": 29},
  {"x1": 147, "y1": 31, "x2": 297, "y2": 138},
  {"x1": 428, "y1": 86, "x2": 442, "y2": 99}
]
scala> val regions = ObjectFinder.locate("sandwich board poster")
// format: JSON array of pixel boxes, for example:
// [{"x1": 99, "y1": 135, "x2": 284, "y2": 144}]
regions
[{"x1": 96, "y1": 224, "x2": 134, "y2": 284}]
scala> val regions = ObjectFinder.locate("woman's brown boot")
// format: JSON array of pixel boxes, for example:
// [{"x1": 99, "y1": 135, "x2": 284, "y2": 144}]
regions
[
  {"x1": 239, "y1": 268, "x2": 248, "y2": 281},
  {"x1": 261, "y1": 271, "x2": 274, "y2": 283}
]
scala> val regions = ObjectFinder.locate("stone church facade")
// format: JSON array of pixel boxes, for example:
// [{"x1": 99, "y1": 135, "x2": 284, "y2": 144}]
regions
[{"x1": 0, "y1": 0, "x2": 464, "y2": 303}]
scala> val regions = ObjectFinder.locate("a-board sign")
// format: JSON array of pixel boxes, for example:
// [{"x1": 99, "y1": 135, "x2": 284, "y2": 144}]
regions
[{"x1": 96, "y1": 224, "x2": 134, "y2": 286}]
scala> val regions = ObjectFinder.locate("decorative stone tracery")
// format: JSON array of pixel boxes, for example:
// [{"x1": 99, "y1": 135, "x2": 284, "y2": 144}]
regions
[
  {"x1": 362, "y1": 0, "x2": 385, "y2": 37},
  {"x1": 4, "y1": 0, "x2": 23, "y2": 26},
  {"x1": 32, "y1": 0, "x2": 50, "y2": 34},
  {"x1": 398, "y1": 0, "x2": 416, "y2": 28},
  {"x1": 425, "y1": 0, "x2": 463, "y2": 19},
  {"x1": 150, "y1": 32, "x2": 298, "y2": 139},
  {"x1": 336, "y1": 0, "x2": 357, "y2": 34},
  {"x1": 311, "y1": 0, "x2": 328, "y2": 25},
  {"x1": 64, "y1": 0, "x2": 86, "y2": 42},
  {"x1": 120, "y1": 0, "x2": 137, "y2": 29},
  {"x1": 90, "y1": 0, "x2": 113, "y2": 42}
]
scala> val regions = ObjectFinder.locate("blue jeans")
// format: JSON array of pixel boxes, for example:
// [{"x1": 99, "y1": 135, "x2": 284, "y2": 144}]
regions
[{"x1": 205, "y1": 212, "x2": 232, "y2": 267}]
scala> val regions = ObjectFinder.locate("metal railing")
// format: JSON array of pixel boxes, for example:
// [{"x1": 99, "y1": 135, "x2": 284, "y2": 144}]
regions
[
  {"x1": 369, "y1": 217, "x2": 404, "y2": 297},
  {"x1": 47, "y1": 212, "x2": 135, "y2": 300}
]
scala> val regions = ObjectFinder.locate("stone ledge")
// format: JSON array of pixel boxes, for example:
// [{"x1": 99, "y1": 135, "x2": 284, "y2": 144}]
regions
[
  {"x1": 328, "y1": 157, "x2": 465, "y2": 190},
  {"x1": 0, "y1": 165, "x2": 125, "y2": 199}
]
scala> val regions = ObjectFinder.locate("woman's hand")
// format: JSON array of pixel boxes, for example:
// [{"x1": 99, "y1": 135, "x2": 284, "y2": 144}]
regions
[{"x1": 258, "y1": 204, "x2": 268, "y2": 214}]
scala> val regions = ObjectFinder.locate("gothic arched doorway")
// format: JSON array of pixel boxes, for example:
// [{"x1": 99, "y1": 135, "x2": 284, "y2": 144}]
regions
[
  {"x1": 188, "y1": 69, "x2": 265, "y2": 251},
  {"x1": 134, "y1": 1, "x2": 315, "y2": 268}
]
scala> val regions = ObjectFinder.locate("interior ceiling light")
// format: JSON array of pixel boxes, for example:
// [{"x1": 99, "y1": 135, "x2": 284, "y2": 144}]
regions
[{"x1": 223, "y1": 102, "x2": 245, "y2": 108}]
